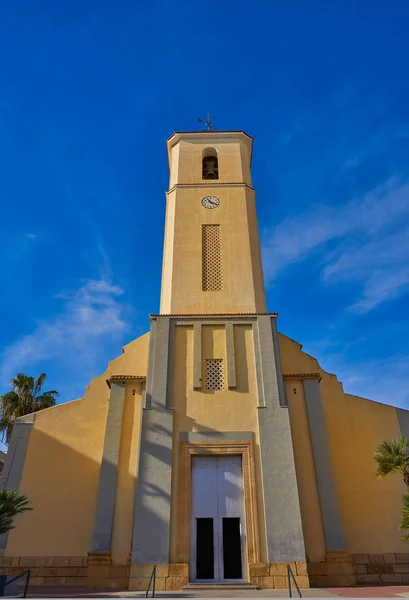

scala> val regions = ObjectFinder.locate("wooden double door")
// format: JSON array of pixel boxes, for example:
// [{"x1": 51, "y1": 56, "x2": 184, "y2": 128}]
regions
[{"x1": 190, "y1": 455, "x2": 247, "y2": 582}]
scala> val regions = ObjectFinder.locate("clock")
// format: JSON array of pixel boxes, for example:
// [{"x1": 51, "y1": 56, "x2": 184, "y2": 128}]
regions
[{"x1": 201, "y1": 195, "x2": 220, "y2": 209}]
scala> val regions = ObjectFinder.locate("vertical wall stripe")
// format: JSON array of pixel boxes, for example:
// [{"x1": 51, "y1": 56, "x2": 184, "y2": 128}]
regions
[
  {"x1": 256, "y1": 315, "x2": 306, "y2": 562},
  {"x1": 144, "y1": 319, "x2": 157, "y2": 409},
  {"x1": 225, "y1": 323, "x2": 236, "y2": 389},
  {"x1": 303, "y1": 378, "x2": 346, "y2": 550},
  {"x1": 132, "y1": 316, "x2": 174, "y2": 564},
  {"x1": 193, "y1": 323, "x2": 202, "y2": 390},
  {"x1": 252, "y1": 321, "x2": 265, "y2": 407},
  {"x1": 271, "y1": 321, "x2": 288, "y2": 407},
  {"x1": 397, "y1": 408, "x2": 409, "y2": 437},
  {"x1": 90, "y1": 382, "x2": 126, "y2": 552},
  {"x1": 0, "y1": 417, "x2": 34, "y2": 549}
]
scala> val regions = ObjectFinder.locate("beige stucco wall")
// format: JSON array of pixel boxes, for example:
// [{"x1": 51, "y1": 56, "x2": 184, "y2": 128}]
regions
[
  {"x1": 6, "y1": 333, "x2": 150, "y2": 557},
  {"x1": 160, "y1": 185, "x2": 266, "y2": 314},
  {"x1": 168, "y1": 136, "x2": 252, "y2": 188},
  {"x1": 169, "y1": 323, "x2": 267, "y2": 563},
  {"x1": 279, "y1": 332, "x2": 407, "y2": 556}
]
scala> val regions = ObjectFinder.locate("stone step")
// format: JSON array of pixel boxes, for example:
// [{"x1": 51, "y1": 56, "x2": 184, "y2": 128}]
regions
[{"x1": 184, "y1": 582, "x2": 258, "y2": 590}]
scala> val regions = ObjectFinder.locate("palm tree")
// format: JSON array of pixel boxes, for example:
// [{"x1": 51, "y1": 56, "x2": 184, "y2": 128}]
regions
[
  {"x1": 374, "y1": 435, "x2": 409, "y2": 485},
  {"x1": 0, "y1": 489, "x2": 32, "y2": 535},
  {"x1": 0, "y1": 373, "x2": 58, "y2": 444},
  {"x1": 374, "y1": 435, "x2": 409, "y2": 539}
]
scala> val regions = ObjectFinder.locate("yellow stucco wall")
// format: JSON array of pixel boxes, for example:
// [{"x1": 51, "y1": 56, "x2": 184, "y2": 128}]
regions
[
  {"x1": 168, "y1": 136, "x2": 252, "y2": 188},
  {"x1": 279, "y1": 332, "x2": 407, "y2": 556},
  {"x1": 6, "y1": 333, "x2": 150, "y2": 557},
  {"x1": 160, "y1": 185, "x2": 266, "y2": 314},
  {"x1": 111, "y1": 383, "x2": 143, "y2": 565},
  {"x1": 169, "y1": 323, "x2": 267, "y2": 563}
]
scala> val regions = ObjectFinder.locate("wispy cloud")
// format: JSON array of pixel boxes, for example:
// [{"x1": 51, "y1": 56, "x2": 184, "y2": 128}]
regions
[
  {"x1": 0, "y1": 278, "x2": 128, "y2": 393},
  {"x1": 262, "y1": 178, "x2": 409, "y2": 312}
]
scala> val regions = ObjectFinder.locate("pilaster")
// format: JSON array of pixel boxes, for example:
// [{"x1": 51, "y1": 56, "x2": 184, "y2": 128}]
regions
[
  {"x1": 255, "y1": 316, "x2": 306, "y2": 562},
  {"x1": 131, "y1": 316, "x2": 174, "y2": 574}
]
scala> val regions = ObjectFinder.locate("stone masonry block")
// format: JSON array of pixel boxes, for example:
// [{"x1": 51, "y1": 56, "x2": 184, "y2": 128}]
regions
[
  {"x1": 46, "y1": 557, "x2": 55, "y2": 566},
  {"x1": 368, "y1": 554, "x2": 384, "y2": 564},
  {"x1": 165, "y1": 576, "x2": 188, "y2": 590},
  {"x1": 381, "y1": 574, "x2": 402, "y2": 583},
  {"x1": 105, "y1": 578, "x2": 129, "y2": 589},
  {"x1": 29, "y1": 577, "x2": 44, "y2": 586},
  {"x1": 308, "y1": 563, "x2": 330, "y2": 576},
  {"x1": 11, "y1": 558, "x2": 19, "y2": 567},
  {"x1": 259, "y1": 577, "x2": 275, "y2": 589},
  {"x1": 109, "y1": 566, "x2": 128, "y2": 578},
  {"x1": 383, "y1": 553, "x2": 396, "y2": 563},
  {"x1": 129, "y1": 577, "x2": 165, "y2": 592},
  {"x1": 249, "y1": 562, "x2": 270, "y2": 577},
  {"x1": 353, "y1": 554, "x2": 369, "y2": 564},
  {"x1": 43, "y1": 577, "x2": 64, "y2": 586},
  {"x1": 295, "y1": 575, "x2": 310, "y2": 588},
  {"x1": 41, "y1": 567, "x2": 57, "y2": 576},
  {"x1": 2, "y1": 557, "x2": 12, "y2": 567},
  {"x1": 168, "y1": 563, "x2": 188, "y2": 577},
  {"x1": 393, "y1": 564, "x2": 409, "y2": 574},
  {"x1": 326, "y1": 575, "x2": 356, "y2": 587},
  {"x1": 273, "y1": 576, "x2": 288, "y2": 589},
  {"x1": 357, "y1": 573, "x2": 381, "y2": 584},
  {"x1": 18, "y1": 557, "x2": 36, "y2": 567},
  {"x1": 354, "y1": 565, "x2": 367, "y2": 574},
  {"x1": 270, "y1": 562, "x2": 293, "y2": 576},
  {"x1": 35, "y1": 557, "x2": 48, "y2": 567},
  {"x1": 69, "y1": 557, "x2": 84, "y2": 566},
  {"x1": 367, "y1": 563, "x2": 392, "y2": 575},
  {"x1": 130, "y1": 564, "x2": 144, "y2": 577},
  {"x1": 53, "y1": 557, "x2": 70, "y2": 567},
  {"x1": 396, "y1": 554, "x2": 409, "y2": 563},
  {"x1": 295, "y1": 562, "x2": 308, "y2": 576},
  {"x1": 249, "y1": 576, "x2": 263, "y2": 588},
  {"x1": 402, "y1": 574, "x2": 409, "y2": 583},
  {"x1": 129, "y1": 577, "x2": 151, "y2": 591},
  {"x1": 340, "y1": 562, "x2": 355, "y2": 575},
  {"x1": 65, "y1": 577, "x2": 86, "y2": 587},
  {"x1": 142, "y1": 563, "x2": 168, "y2": 577}
]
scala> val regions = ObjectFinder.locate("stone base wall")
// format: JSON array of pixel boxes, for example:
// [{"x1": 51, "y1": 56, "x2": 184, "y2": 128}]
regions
[
  {"x1": 0, "y1": 556, "x2": 88, "y2": 587},
  {"x1": 129, "y1": 563, "x2": 189, "y2": 591},
  {"x1": 308, "y1": 551, "x2": 356, "y2": 587},
  {"x1": 353, "y1": 553, "x2": 409, "y2": 585},
  {"x1": 5, "y1": 554, "x2": 409, "y2": 589},
  {"x1": 86, "y1": 552, "x2": 129, "y2": 589},
  {"x1": 249, "y1": 562, "x2": 310, "y2": 589}
]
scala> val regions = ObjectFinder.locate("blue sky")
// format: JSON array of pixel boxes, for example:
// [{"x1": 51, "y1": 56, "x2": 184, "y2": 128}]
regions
[{"x1": 1, "y1": 0, "x2": 408, "y2": 427}]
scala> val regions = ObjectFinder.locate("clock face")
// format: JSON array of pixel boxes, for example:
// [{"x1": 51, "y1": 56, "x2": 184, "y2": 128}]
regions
[{"x1": 201, "y1": 195, "x2": 220, "y2": 209}]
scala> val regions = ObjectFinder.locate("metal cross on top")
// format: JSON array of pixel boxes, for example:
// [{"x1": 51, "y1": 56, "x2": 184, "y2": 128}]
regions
[{"x1": 198, "y1": 113, "x2": 214, "y2": 131}]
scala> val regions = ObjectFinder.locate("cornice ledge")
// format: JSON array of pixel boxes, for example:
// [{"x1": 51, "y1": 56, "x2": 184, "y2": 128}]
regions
[
  {"x1": 167, "y1": 182, "x2": 255, "y2": 193},
  {"x1": 106, "y1": 374, "x2": 147, "y2": 388},
  {"x1": 282, "y1": 372, "x2": 322, "y2": 382}
]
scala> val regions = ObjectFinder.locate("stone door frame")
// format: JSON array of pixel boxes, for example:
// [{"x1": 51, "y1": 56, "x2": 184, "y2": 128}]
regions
[{"x1": 177, "y1": 440, "x2": 260, "y2": 572}]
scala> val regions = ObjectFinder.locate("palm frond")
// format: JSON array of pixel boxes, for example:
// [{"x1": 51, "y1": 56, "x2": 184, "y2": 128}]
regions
[
  {"x1": 1, "y1": 372, "x2": 59, "y2": 446},
  {"x1": 33, "y1": 373, "x2": 47, "y2": 397},
  {"x1": 0, "y1": 489, "x2": 32, "y2": 535},
  {"x1": 400, "y1": 490, "x2": 409, "y2": 541},
  {"x1": 35, "y1": 394, "x2": 57, "y2": 410},
  {"x1": 374, "y1": 435, "x2": 409, "y2": 481}
]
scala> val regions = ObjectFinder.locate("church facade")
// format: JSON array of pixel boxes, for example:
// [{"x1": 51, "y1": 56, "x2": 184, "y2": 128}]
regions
[{"x1": 1, "y1": 130, "x2": 409, "y2": 591}]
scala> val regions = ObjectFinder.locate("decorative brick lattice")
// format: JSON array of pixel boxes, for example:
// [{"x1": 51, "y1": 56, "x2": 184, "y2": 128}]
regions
[
  {"x1": 205, "y1": 359, "x2": 224, "y2": 391},
  {"x1": 202, "y1": 224, "x2": 223, "y2": 291}
]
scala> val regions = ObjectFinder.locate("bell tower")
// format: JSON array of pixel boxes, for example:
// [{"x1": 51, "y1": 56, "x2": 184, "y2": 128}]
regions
[{"x1": 160, "y1": 131, "x2": 267, "y2": 314}]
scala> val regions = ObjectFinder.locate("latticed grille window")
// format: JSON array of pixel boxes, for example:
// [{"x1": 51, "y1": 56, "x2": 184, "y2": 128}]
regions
[
  {"x1": 202, "y1": 224, "x2": 223, "y2": 291},
  {"x1": 205, "y1": 359, "x2": 224, "y2": 391}
]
